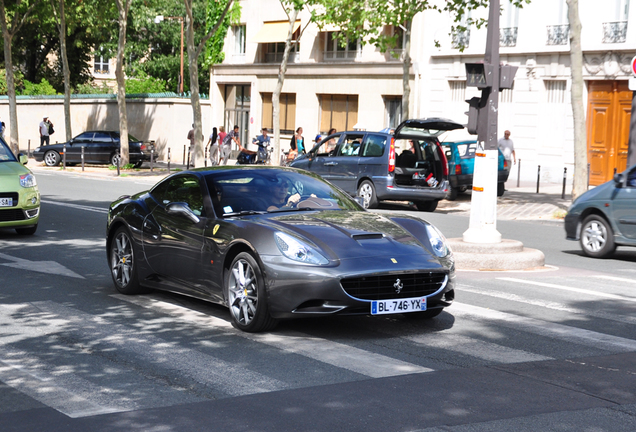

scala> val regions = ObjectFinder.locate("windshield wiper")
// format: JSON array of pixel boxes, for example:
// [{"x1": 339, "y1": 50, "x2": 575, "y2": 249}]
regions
[
  {"x1": 267, "y1": 207, "x2": 317, "y2": 213},
  {"x1": 223, "y1": 210, "x2": 266, "y2": 217}
]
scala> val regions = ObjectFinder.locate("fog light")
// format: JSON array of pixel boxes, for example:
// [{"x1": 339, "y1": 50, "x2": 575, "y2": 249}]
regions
[
  {"x1": 31, "y1": 197, "x2": 37, "y2": 205},
  {"x1": 25, "y1": 208, "x2": 39, "y2": 219}
]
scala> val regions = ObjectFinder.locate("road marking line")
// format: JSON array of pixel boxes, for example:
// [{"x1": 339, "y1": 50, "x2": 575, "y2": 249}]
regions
[
  {"x1": 41, "y1": 199, "x2": 108, "y2": 214},
  {"x1": 591, "y1": 275, "x2": 636, "y2": 284},
  {"x1": 452, "y1": 302, "x2": 636, "y2": 352},
  {"x1": 497, "y1": 277, "x2": 636, "y2": 303},
  {"x1": 114, "y1": 294, "x2": 433, "y2": 378}
]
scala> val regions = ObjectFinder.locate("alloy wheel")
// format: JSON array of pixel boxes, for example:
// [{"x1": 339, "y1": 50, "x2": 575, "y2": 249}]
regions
[
  {"x1": 111, "y1": 231, "x2": 134, "y2": 288},
  {"x1": 582, "y1": 220, "x2": 607, "y2": 253},
  {"x1": 228, "y1": 258, "x2": 258, "y2": 326},
  {"x1": 358, "y1": 183, "x2": 372, "y2": 208}
]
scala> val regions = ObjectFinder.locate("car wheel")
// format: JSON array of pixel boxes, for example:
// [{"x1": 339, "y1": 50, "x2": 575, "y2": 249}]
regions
[
  {"x1": 497, "y1": 182, "x2": 505, "y2": 197},
  {"x1": 447, "y1": 183, "x2": 458, "y2": 201},
  {"x1": 44, "y1": 150, "x2": 60, "y2": 167},
  {"x1": 357, "y1": 180, "x2": 378, "y2": 209},
  {"x1": 109, "y1": 227, "x2": 145, "y2": 294},
  {"x1": 580, "y1": 214, "x2": 616, "y2": 258},
  {"x1": 226, "y1": 252, "x2": 277, "y2": 332},
  {"x1": 110, "y1": 153, "x2": 121, "y2": 167},
  {"x1": 133, "y1": 161, "x2": 143, "y2": 168},
  {"x1": 15, "y1": 224, "x2": 37, "y2": 235},
  {"x1": 404, "y1": 308, "x2": 443, "y2": 319},
  {"x1": 415, "y1": 200, "x2": 438, "y2": 212}
]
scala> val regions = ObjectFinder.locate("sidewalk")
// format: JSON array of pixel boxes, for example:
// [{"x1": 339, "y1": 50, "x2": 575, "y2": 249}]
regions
[{"x1": 27, "y1": 160, "x2": 574, "y2": 221}]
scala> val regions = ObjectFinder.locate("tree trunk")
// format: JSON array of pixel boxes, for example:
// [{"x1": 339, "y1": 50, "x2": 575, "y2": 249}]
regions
[
  {"x1": 273, "y1": 6, "x2": 299, "y2": 166},
  {"x1": 58, "y1": 0, "x2": 71, "y2": 141},
  {"x1": 401, "y1": 20, "x2": 412, "y2": 121},
  {"x1": 0, "y1": 2, "x2": 18, "y2": 154},
  {"x1": 115, "y1": 0, "x2": 130, "y2": 166},
  {"x1": 567, "y1": 0, "x2": 587, "y2": 200},
  {"x1": 185, "y1": 6, "x2": 204, "y2": 168}
]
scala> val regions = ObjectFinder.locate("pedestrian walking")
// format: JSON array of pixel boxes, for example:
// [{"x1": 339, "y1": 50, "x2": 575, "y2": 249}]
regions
[
  {"x1": 290, "y1": 127, "x2": 305, "y2": 154},
  {"x1": 39, "y1": 116, "x2": 53, "y2": 146},
  {"x1": 498, "y1": 130, "x2": 516, "y2": 165},
  {"x1": 206, "y1": 127, "x2": 219, "y2": 165},
  {"x1": 221, "y1": 125, "x2": 240, "y2": 165}
]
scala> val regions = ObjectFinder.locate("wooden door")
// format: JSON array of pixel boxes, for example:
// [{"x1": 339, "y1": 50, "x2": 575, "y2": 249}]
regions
[{"x1": 587, "y1": 81, "x2": 632, "y2": 185}]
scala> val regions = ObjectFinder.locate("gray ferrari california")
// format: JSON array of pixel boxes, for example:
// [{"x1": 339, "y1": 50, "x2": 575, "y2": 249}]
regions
[{"x1": 107, "y1": 166, "x2": 455, "y2": 332}]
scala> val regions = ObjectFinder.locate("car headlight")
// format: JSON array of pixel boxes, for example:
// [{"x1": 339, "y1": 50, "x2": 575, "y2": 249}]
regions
[
  {"x1": 274, "y1": 232, "x2": 329, "y2": 265},
  {"x1": 425, "y1": 224, "x2": 451, "y2": 257},
  {"x1": 20, "y1": 173, "x2": 37, "y2": 188}
]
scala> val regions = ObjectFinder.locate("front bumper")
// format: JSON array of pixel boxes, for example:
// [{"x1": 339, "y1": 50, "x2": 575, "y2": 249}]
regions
[
  {"x1": 0, "y1": 187, "x2": 40, "y2": 229},
  {"x1": 260, "y1": 253, "x2": 455, "y2": 319}
]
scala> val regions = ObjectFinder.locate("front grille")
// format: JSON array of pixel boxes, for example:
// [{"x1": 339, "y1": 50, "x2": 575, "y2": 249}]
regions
[
  {"x1": 0, "y1": 192, "x2": 19, "y2": 207},
  {"x1": 341, "y1": 272, "x2": 447, "y2": 301},
  {"x1": 0, "y1": 208, "x2": 25, "y2": 222}
]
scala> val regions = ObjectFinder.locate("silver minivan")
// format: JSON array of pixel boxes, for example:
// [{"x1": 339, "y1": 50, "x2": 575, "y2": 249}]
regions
[{"x1": 290, "y1": 118, "x2": 463, "y2": 212}]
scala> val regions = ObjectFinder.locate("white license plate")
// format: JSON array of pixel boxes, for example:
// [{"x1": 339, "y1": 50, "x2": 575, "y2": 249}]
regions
[
  {"x1": 371, "y1": 296, "x2": 427, "y2": 315},
  {"x1": 0, "y1": 197, "x2": 13, "y2": 207}
]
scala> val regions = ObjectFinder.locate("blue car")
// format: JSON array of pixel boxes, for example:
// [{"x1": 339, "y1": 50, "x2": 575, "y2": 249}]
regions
[{"x1": 441, "y1": 140, "x2": 510, "y2": 200}]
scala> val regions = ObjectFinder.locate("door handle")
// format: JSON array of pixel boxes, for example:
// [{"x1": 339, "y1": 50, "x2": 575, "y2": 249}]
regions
[{"x1": 324, "y1": 162, "x2": 338, "y2": 166}]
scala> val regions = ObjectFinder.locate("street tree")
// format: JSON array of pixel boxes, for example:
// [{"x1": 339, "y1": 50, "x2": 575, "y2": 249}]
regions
[
  {"x1": 114, "y1": 0, "x2": 132, "y2": 166},
  {"x1": 567, "y1": 0, "x2": 586, "y2": 200},
  {"x1": 183, "y1": 0, "x2": 237, "y2": 168},
  {"x1": 49, "y1": 0, "x2": 72, "y2": 141},
  {"x1": 0, "y1": 0, "x2": 40, "y2": 154}
]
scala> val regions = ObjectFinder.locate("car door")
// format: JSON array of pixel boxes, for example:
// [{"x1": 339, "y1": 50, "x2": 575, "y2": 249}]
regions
[
  {"x1": 142, "y1": 174, "x2": 207, "y2": 294},
  {"x1": 613, "y1": 166, "x2": 636, "y2": 240},
  {"x1": 325, "y1": 133, "x2": 364, "y2": 193},
  {"x1": 89, "y1": 131, "x2": 115, "y2": 163},
  {"x1": 65, "y1": 132, "x2": 93, "y2": 163},
  {"x1": 290, "y1": 133, "x2": 342, "y2": 181}
]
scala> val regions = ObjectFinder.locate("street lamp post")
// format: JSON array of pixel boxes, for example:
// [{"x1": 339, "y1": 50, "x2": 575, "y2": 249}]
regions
[{"x1": 155, "y1": 15, "x2": 184, "y2": 94}]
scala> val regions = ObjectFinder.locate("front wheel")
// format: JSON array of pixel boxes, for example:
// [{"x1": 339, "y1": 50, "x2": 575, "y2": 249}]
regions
[
  {"x1": 109, "y1": 227, "x2": 145, "y2": 294},
  {"x1": 133, "y1": 161, "x2": 143, "y2": 168},
  {"x1": 415, "y1": 200, "x2": 438, "y2": 212},
  {"x1": 226, "y1": 252, "x2": 277, "y2": 332},
  {"x1": 44, "y1": 150, "x2": 60, "y2": 167},
  {"x1": 580, "y1": 214, "x2": 616, "y2": 258},
  {"x1": 357, "y1": 180, "x2": 378, "y2": 209}
]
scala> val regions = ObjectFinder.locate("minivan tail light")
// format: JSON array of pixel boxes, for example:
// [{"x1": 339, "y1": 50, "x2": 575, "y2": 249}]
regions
[{"x1": 388, "y1": 138, "x2": 395, "y2": 173}]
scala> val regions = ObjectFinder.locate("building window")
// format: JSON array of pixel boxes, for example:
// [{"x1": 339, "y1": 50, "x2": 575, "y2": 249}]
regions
[
  {"x1": 449, "y1": 81, "x2": 466, "y2": 103},
  {"x1": 323, "y1": 32, "x2": 359, "y2": 60},
  {"x1": 94, "y1": 51, "x2": 109, "y2": 74},
  {"x1": 319, "y1": 94, "x2": 358, "y2": 133},
  {"x1": 547, "y1": 0, "x2": 569, "y2": 45},
  {"x1": 385, "y1": 25, "x2": 405, "y2": 60},
  {"x1": 545, "y1": 80, "x2": 566, "y2": 103},
  {"x1": 384, "y1": 97, "x2": 402, "y2": 129},
  {"x1": 451, "y1": 12, "x2": 471, "y2": 49},
  {"x1": 234, "y1": 25, "x2": 246, "y2": 55},
  {"x1": 500, "y1": 0, "x2": 519, "y2": 47},
  {"x1": 261, "y1": 93, "x2": 296, "y2": 135},
  {"x1": 603, "y1": 0, "x2": 629, "y2": 43},
  {"x1": 224, "y1": 85, "x2": 251, "y2": 151},
  {"x1": 264, "y1": 42, "x2": 299, "y2": 63}
]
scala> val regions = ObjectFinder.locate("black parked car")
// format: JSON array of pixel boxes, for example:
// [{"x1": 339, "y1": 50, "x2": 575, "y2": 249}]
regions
[
  {"x1": 290, "y1": 118, "x2": 463, "y2": 212},
  {"x1": 107, "y1": 166, "x2": 455, "y2": 332},
  {"x1": 34, "y1": 131, "x2": 151, "y2": 167},
  {"x1": 565, "y1": 164, "x2": 636, "y2": 258}
]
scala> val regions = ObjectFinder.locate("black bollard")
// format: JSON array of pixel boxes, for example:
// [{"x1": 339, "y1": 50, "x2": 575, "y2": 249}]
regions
[
  {"x1": 187, "y1": 146, "x2": 191, "y2": 170},
  {"x1": 116, "y1": 154, "x2": 120, "y2": 176},
  {"x1": 587, "y1": 163, "x2": 590, "y2": 190},
  {"x1": 63, "y1": 144, "x2": 66, "y2": 170},
  {"x1": 81, "y1": 146, "x2": 85, "y2": 171},
  {"x1": 183, "y1": 145, "x2": 186, "y2": 167},
  {"x1": 28, "y1": 139, "x2": 30, "y2": 158},
  {"x1": 536, "y1": 165, "x2": 540, "y2": 193},
  {"x1": 150, "y1": 148, "x2": 154, "y2": 172},
  {"x1": 561, "y1": 167, "x2": 567, "y2": 199},
  {"x1": 168, "y1": 148, "x2": 171, "y2": 172},
  {"x1": 516, "y1": 159, "x2": 521, "y2": 188}
]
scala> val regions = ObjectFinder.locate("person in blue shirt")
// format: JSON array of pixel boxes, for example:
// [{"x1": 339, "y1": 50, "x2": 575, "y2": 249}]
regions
[
  {"x1": 252, "y1": 128, "x2": 271, "y2": 162},
  {"x1": 291, "y1": 127, "x2": 305, "y2": 154}
]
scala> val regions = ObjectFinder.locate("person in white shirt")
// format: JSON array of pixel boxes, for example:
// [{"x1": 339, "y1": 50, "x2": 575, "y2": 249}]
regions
[
  {"x1": 39, "y1": 116, "x2": 53, "y2": 146},
  {"x1": 498, "y1": 130, "x2": 516, "y2": 165}
]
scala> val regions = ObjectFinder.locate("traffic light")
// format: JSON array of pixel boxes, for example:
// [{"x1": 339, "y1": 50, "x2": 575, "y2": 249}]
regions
[{"x1": 465, "y1": 97, "x2": 480, "y2": 135}]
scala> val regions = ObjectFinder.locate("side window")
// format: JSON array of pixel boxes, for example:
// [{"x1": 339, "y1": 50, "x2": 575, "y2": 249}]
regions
[
  {"x1": 361, "y1": 134, "x2": 387, "y2": 157},
  {"x1": 151, "y1": 175, "x2": 205, "y2": 216},
  {"x1": 337, "y1": 134, "x2": 364, "y2": 156},
  {"x1": 315, "y1": 134, "x2": 341, "y2": 156},
  {"x1": 92, "y1": 132, "x2": 113, "y2": 144},
  {"x1": 74, "y1": 132, "x2": 94, "y2": 143}
]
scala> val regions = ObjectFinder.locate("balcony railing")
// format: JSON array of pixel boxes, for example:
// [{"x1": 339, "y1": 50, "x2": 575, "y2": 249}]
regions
[
  {"x1": 264, "y1": 51, "x2": 300, "y2": 63},
  {"x1": 451, "y1": 29, "x2": 470, "y2": 50},
  {"x1": 546, "y1": 24, "x2": 569, "y2": 45},
  {"x1": 499, "y1": 27, "x2": 518, "y2": 47},
  {"x1": 603, "y1": 21, "x2": 628, "y2": 43}
]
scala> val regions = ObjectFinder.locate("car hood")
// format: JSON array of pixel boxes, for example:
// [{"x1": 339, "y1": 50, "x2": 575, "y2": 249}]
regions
[
  {"x1": 0, "y1": 161, "x2": 29, "y2": 178},
  {"x1": 571, "y1": 178, "x2": 616, "y2": 207},
  {"x1": 265, "y1": 210, "x2": 439, "y2": 262}
]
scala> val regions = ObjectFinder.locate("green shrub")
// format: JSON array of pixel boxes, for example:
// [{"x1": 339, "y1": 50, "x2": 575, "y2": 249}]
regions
[{"x1": 20, "y1": 78, "x2": 58, "y2": 96}]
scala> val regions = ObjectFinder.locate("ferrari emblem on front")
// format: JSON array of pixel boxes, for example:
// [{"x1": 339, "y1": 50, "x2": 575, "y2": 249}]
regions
[{"x1": 394, "y1": 279, "x2": 403, "y2": 294}]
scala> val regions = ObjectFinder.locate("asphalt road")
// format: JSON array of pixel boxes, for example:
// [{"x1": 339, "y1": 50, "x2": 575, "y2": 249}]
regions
[{"x1": 1, "y1": 170, "x2": 636, "y2": 431}]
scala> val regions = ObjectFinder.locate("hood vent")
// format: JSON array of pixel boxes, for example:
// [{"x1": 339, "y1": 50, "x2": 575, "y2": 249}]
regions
[{"x1": 351, "y1": 233, "x2": 384, "y2": 241}]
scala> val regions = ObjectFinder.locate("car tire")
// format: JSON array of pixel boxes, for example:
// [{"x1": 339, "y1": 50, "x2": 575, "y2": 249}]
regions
[
  {"x1": 15, "y1": 224, "x2": 37, "y2": 235},
  {"x1": 404, "y1": 308, "x2": 443, "y2": 319},
  {"x1": 357, "y1": 180, "x2": 378, "y2": 209},
  {"x1": 497, "y1": 182, "x2": 505, "y2": 197},
  {"x1": 226, "y1": 252, "x2": 277, "y2": 332},
  {"x1": 447, "y1": 183, "x2": 458, "y2": 201},
  {"x1": 44, "y1": 150, "x2": 60, "y2": 167},
  {"x1": 415, "y1": 200, "x2": 438, "y2": 212},
  {"x1": 109, "y1": 227, "x2": 146, "y2": 294},
  {"x1": 580, "y1": 214, "x2": 616, "y2": 258},
  {"x1": 133, "y1": 161, "x2": 143, "y2": 169},
  {"x1": 110, "y1": 153, "x2": 121, "y2": 167}
]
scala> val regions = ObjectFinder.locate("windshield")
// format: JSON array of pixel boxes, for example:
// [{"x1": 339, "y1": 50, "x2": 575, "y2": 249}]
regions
[
  {"x1": 205, "y1": 169, "x2": 362, "y2": 217},
  {"x1": 0, "y1": 138, "x2": 17, "y2": 163}
]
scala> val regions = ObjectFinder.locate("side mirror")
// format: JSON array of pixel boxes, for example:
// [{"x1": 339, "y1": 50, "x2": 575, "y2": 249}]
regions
[
  {"x1": 614, "y1": 173, "x2": 624, "y2": 187},
  {"x1": 166, "y1": 202, "x2": 200, "y2": 224},
  {"x1": 18, "y1": 153, "x2": 28, "y2": 165}
]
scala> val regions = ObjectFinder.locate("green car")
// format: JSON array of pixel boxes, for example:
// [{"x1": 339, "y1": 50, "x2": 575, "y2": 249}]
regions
[{"x1": 0, "y1": 138, "x2": 40, "y2": 235}]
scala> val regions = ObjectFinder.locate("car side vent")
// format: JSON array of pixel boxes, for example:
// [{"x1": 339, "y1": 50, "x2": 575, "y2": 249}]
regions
[{"x1": 351, "y1": 233, "x2": 384, "y2": 240}]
